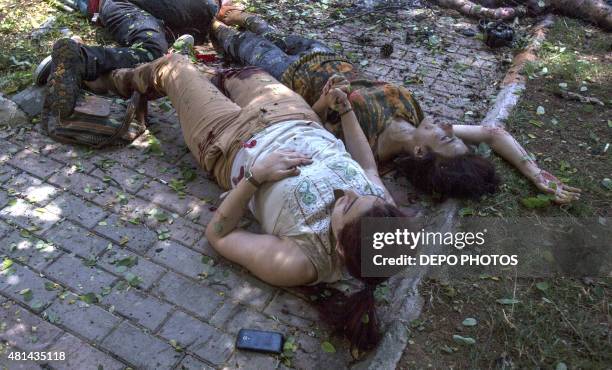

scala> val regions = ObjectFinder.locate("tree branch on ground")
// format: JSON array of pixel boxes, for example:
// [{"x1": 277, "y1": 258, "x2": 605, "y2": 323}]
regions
[{"x1": 430, "y1": 0, "x2": 612, "y2": 31}]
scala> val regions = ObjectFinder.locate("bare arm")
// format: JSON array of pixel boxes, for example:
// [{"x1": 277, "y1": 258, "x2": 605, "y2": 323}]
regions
[
  {"x1": 318, "y1": 76, "x2": 396, "y2": 205},
  {"x1": 311, "y1": 96, "x2": 329, "y2": 122},
  {"x1": 453, "y1": 125, "x2": 581, "y2": 203},
  {"x1": 205, "y1": 151, "x2": 316, "y2": 286}
]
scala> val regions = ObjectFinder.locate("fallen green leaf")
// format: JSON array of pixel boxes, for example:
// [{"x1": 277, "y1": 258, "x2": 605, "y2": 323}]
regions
[
  {"x1": 321, "y1": 341, "x2": 336, "y2": 353},
  {"x1": 536, "y1": 281, "x2": 550, "y2": 291},
  {"x1": 452, "y1": 335, "x2": 476, "y2": 345},
  {"x1": 496, "y1": 298, "x2": 520, "y2": 305},
  {"x1": 79, "y1": 292, "x2": 99, "y2": 304},
  {"x1": 20, "y1": 288, "x2": 33, "y2": 301},
  {"x1": 462, "y1": 317, "x2": 477, "y2": 326}
]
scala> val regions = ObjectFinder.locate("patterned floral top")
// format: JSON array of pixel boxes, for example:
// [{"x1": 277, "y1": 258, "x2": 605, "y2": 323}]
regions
[
  {"x1": 281, "y1": 52, "x2": 425, "y2": 151},
  {"x1": 230, "y1": 120, "x2": 385, "y2": 284}
]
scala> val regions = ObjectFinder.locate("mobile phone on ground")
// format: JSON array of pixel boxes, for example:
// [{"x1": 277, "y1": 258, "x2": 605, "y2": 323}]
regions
[{"x1": 236, "y1": 329, "x2": 284, "y2": 354}]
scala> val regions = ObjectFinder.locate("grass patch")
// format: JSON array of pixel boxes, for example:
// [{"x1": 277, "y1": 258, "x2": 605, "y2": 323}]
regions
[
  {"x1": 460, "y1": 17, "x2": 611, "y2": 218},
  {"x1": 399, "y1": 277, "x2": 611, "y2": 369},
  {"x1": 0, "y1": 0, "x2": 100, "y2": 94}
]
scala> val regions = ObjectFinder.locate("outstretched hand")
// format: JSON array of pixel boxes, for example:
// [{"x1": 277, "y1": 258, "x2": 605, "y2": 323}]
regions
[
  {"x1": 533, "y1": 170, "x2": 582, "y2": 204},
  {"x1": 251, "y1": 150, "x2": 313, "y2": 183}
]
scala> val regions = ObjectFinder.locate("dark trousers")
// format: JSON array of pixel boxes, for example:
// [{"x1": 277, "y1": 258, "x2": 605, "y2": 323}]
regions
[
  {"x1": 79, "y1": 0, "x2": 218, "y2": 80},
  {"x1": 216, "y1": 26, "x2": 333, "y2": 81}
]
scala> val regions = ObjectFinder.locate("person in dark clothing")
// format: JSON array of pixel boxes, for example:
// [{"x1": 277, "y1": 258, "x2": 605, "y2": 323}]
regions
[{"x1": 43, "y1": 0, "x2": 219, "y2": 118}]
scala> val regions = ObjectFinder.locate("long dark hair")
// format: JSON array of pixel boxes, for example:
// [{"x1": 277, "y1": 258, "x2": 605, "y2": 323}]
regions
[
  {"x1": 394, "y1": 151, "x2": 499, "y2": 199},
  {"x1": 314, "y1": 203, "x2": 405, "y2": 352}
]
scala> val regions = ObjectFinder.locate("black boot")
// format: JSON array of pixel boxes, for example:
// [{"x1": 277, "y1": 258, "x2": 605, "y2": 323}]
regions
[
  {"x1": 46, "y1": 38, "x2": 156, "y2": 117},
  {"x1": 46, "y1": 38, "x2": 86, "y2": 118}
]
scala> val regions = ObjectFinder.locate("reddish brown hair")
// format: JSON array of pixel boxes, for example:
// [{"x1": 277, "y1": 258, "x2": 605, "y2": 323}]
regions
[
  {"x1": 394, "y1": 151, "x2": 499, "y2": 199},
  {"x1": 314, "y1": 203, "x2": 405, "y2": 352}
]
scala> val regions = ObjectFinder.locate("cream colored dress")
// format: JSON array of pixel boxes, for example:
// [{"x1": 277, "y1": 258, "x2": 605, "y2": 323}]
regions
[{"x1": 230, "y1": 120, "x2": 385, "y2": 284}]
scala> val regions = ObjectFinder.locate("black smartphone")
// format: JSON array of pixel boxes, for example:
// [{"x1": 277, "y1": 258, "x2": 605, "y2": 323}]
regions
[{"x1": 236, "y1": 329, "x2": 284, "y2": 354}]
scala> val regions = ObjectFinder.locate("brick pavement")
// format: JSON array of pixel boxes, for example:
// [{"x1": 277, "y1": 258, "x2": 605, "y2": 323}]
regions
[{"x1": 0, "y1": 3, "x2": 506, "y2": 369}]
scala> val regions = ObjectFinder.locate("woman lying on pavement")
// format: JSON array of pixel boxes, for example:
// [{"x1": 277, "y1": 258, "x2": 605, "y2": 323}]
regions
[
  {"x1": 95, "y1": 52, "x2": 404, "y2": 351},
  {"x1": 212, "y1": 5, "x2": 581, "y2": 204}
]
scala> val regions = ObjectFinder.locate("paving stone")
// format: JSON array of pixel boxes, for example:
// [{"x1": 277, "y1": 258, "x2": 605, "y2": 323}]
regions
[
  {"x1": 153, "y1": 272, "x2": 223, "y2": 320},
  {"x1": 149, "y1": 139, "x2": 190, "y2": 164},
  {"x1": 177, "y1": 355, "x2": 215, "y2": 370},
  {"x1": 48, "y1": 167, "x2": 110, "y2": 201},
  {"x1": 47, "y1": 332, "x2": 126, "y2": 370},
  {"x1": 0, "y1": 164, "x2": 20, "y2": 184},
  {"x1": 10, "y1": 130, "x2": 61, "y2": 157},
  {"x1": 47, "y1": 146, "x2": 98, "y2": 174},
  {"x1": 91, "y1": 165, "x2": 147, "y2": 194},
  {"x1": 191, "y1": 330, "x2": 234, "y2": 366},
  {"x1": 43, "y1": 193, "x2": 108, "y2": 229},
  {"x1": 290, "y1": 341, "x2": 353, "y2": 370},
  {"x1": 8, "y1": 149, "x2": 63, "y2": 179},
  {"x1": 225, "y1": 350, "x2": 279, "y2": 370},
  {"x1": 0, "y1": 230, "x2": 61, "y2": 271},
  {"x1": 148, "y1": 120, "x2": 183, "y2": 143},
  {"x1": 210, "y1": 301, "x2": 288, "y2": 336},
  {"x1": 158, "y1": 310, "x2": 233, "y2": 365},
  {"x1": 101, "y1": 321, "x2": 182, "y2": 369},
  {"x1": 185, "y1": 201, "x2": 216, "y2": 226},
  {"x1": 0, "y1": 94, "x2": 28, "y2": 127},
  {"x1": 192, "y1": 237, "x2": 220, "y2": 259},
  {"x1": 44, "y1": 254, "x2": 116, "y2": 294},
  {"x1": 0, "y1": 219, "x2": 10, "y2": 238},
  {"x1": 137, "y1": 180, "x2": 203, "y2": 216},
  {"x1": 0, "y1": 198, "x2": 60, "y2": 234},
  {"x1": 91, "y1": 184, "x2": 143, "y2": 214},
  {"x1": 263, "y1": 291, "x2": 319, "y2": 329},
  {"x1": 43, "y1": 220, "x2": 110, "y2": 258},
  {"x1": 93, "y1": 213, "x2": 157, "y2": 255},
  {"x1": 0, "y1": 263, "x2": 57, "y2": 312},
  {"x1": 10, "y1": 85, "x2": 46, "y2": 117},
  {"x1": 146, "y1": 240, "x2": 205, "y2": 279},
  {"x1": 0, "y1": 300, "x2": 63, "y2": 351},
  {"x1": 43, "y1": 292, "x2": 121, "y2": 342},
  {"x1": 97, "y1": 248, "x2": 165, "y2": 291},
  {"x1": 147, "y1": 215, "x2": 203, "y2": 248},
  {"x1": 101, "y1": 288, "x2": 172, "y2": 331},
  {"x1": 183, "y1": 176, "x2": 224, "y2": 202},
  {"x1": 99, "y1": 146, "x2": 148, "y2": 169},
  {"x1": 136, "y1": 153, "x2": 182, "y2": 184},
  {"x1": 2, "y1": 173, "x2": 58, "y2": 205},
  {"x1": 212, "y1": 268, "x2": 274, "y2": 311}
]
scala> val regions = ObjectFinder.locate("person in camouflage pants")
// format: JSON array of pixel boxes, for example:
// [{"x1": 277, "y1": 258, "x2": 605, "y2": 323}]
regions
[
  {"x1": 214, "y1": 6, "x2": 424, "y2": 154},
  {"x1": 211, "y1": 5, "x2": 581, "y2": 203}
]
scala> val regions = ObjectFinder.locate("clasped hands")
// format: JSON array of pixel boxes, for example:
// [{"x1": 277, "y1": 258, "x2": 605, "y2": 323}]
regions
[{"x1": 318, "y1": 74, "x2": 352, "y2": 115}]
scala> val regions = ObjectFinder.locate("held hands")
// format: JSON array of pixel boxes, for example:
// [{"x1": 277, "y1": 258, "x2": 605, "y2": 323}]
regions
[
  {"x1": 320, "y1": 75, "x2": 352, "y2": 113},
  {"x1": 533, "y1": 170, "x2": 582, "y2": 204},
  {"x1": 250, "y1": 150, "x2": 313, "y2": 184}
]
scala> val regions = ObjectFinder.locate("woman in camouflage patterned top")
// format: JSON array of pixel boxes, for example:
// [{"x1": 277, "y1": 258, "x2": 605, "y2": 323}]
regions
[{"x1": 211, "y1": 5, "x2": 580, "y2": 204}]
